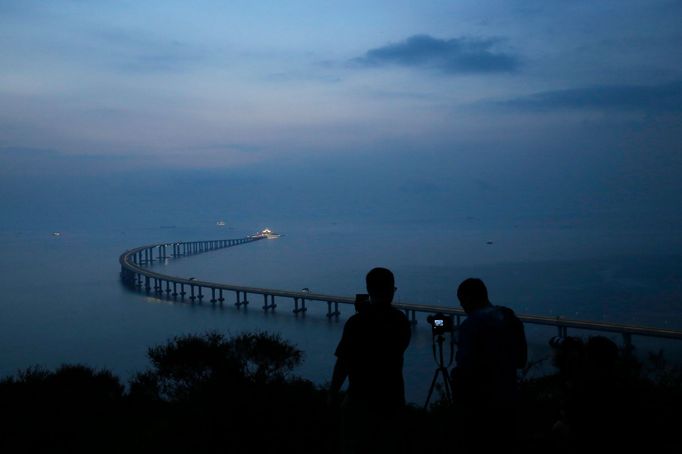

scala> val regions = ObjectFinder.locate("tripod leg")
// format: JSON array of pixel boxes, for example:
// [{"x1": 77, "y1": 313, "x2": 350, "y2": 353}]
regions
[
  {"x1": 439, "y1": 368, "x2": 453, "y2": 403},
  {"x1": 423, "y1": 369, "x2": 441, "y2": 409}
]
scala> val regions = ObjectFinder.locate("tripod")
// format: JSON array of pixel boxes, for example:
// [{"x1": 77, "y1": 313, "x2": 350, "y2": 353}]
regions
[{"x1": 424, "y1": 331, "x2": 455, "y2": 409}]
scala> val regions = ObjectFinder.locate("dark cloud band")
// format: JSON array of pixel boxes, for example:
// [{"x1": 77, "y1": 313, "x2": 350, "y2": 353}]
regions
[
  {"x1": 353, "y1": 34, "x2": 519, "y2": 74},
  {"x1": 502, "y1": 81, "x2": 682, "y2": 112}
]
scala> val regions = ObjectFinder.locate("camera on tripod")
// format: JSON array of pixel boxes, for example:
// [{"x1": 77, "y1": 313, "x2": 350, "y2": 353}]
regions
[
  {"x1": 424, "y1": 312, "x2": 456, "y2": 408},
  {"x1": 426, "y1": 312, "x2": 454, "y2": 336}
]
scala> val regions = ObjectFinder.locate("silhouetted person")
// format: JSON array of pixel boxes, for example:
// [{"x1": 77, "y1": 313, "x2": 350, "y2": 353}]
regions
[
  {"x1": 451, "y1": 278, "x2": 527, "y2": 452},
  {"x1": 330, "y1": 267, "x2": 411, "y2": 454},
  {"x1": 551, "y1": 335, "x2": 630, "y2": 451}
]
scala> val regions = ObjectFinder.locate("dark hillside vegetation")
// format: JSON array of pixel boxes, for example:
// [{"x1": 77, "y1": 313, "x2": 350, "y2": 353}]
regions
[{"x1": 0, "y1": 332, "x2": 679, "y2": 453}]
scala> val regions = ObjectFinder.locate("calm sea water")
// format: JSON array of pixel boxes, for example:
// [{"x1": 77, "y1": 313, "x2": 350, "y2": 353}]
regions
[{"x1": 1, "y1": 221, "x2": 681, "y2": 404}]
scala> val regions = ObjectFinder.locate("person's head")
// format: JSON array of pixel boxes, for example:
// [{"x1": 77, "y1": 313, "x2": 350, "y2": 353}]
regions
[
  {"x1": 366, "y1": 267, "x2": 395, "y2": 306},
  {"x1": 585, "y1": 336, "x2": 619, "y2": 372},
  {"x1": 549, "y1": 336, "x2": 585, "y2": 376},
  {"x1": 457, "y1": 278, "x2": 490, "y2": 314}
]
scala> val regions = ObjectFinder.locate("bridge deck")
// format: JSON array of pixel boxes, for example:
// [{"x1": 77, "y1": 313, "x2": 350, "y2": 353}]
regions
[{"x1": 119, "y1": 238, "x2": 682, "y2": 343}]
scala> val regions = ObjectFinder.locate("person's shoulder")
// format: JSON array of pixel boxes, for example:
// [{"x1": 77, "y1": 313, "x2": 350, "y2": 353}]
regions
[
  {"x1": 494, "y1": 305, "x2": 521, "y2": 320},
  {"x1": 386, "y1": 305, "x2": 409, "y2": 322},
  {"x1": 343, "y1": 312, "x2": 363, "y2": 329}
]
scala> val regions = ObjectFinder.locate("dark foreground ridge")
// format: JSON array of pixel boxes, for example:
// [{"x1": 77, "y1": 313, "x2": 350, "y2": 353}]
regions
[{"x1": 0, "y1": 331, "x2": 680, "y2": 453}]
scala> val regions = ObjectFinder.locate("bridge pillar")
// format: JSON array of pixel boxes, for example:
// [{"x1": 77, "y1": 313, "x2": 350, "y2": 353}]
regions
[
  {"x1": 210, "y1": 288, "x2": 216, "y2": 303},
  {"x1": 180, "y1": 283, "x2": 186, "y2": 299},
  {"x1": 144, "y1": 276, "x2": 151, "y2": 292},
  {"x1": 198, "y1": 286, "x2": 204, "y2": 301},
  {"x1": 262, "y1": 294, "x2": 276, "y2": 311},
  {"x1": 326, "y1": 301, "x2": 340, "y2": 319},
  {"x1": 235, "y1": 290, "x2": 250, "y2": 308},
  {"x1": 623, "y1": 333, "x2": 634, "y2": 356},
  {"x1": 293, "y1": 298, "x2": 307, "y2": 315},
  {"x1": 165, "y1": 280, "x2": 171, "y2": 295},
  {"x1": 218, "y1": 288, "x2": 224, "y2": 303},
  {"x1": 190, "y1": 285, "x2": 196, "y2": 301},
  {"x1": 172, "y1": 282, "x2": 178, "y2": 297},
  {"x1": 404, "y1": 309, "x2": 417, "y2": 325}
]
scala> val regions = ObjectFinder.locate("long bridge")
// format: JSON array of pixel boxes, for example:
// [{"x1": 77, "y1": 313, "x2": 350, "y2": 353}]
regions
[{"x1": 119, "y1": 236, "x2": 682, "y2": 350}]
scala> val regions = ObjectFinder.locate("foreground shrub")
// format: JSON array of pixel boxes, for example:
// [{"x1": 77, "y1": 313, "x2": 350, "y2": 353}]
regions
[
  {"x1": 126, "y1": 331, "x2": 333, "y2": 453},
  {"x1": 0, "y1": 364, "x2": 125, "y2": 452},
  {"x1": 129, "y1": 331, "x2": 303, "y2": 402}
]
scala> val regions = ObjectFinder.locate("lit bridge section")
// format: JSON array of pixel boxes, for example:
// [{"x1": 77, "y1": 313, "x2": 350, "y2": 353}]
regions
[{"x1": 120, "y1": 237, "x2": 682, "y2": 350}]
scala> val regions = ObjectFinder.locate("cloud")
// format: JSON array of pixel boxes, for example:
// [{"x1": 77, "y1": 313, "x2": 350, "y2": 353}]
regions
[
  {"x1": 89, "y1": 29, "x2": 205, "y2": 73},
  {"x1": 352, "y1": 34, "x2": 519, "y2": 74},
  {"x1": 501, "y1": 81, "x2": 682, "y2": 112}
]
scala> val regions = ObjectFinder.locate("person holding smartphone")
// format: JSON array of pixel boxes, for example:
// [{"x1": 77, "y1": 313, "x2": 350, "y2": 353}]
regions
[{"x1": 330, "y1": 267, "x2": 412, "y2": 453}]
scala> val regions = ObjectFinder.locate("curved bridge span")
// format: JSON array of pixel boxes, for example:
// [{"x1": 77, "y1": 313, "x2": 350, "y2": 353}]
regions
[{"x1": 120, "y1": 237, "x2": 682, "y2": 349}]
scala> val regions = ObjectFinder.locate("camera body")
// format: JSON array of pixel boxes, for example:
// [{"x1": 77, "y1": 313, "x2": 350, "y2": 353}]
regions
[{"x1": 426, "y1": 312, "x2": 454, "y2": 335}]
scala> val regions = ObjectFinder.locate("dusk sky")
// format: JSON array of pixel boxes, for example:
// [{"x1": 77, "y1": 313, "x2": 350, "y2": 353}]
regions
[{"x1": 1, "y1": 1, "x2": 681, "y2": 230}]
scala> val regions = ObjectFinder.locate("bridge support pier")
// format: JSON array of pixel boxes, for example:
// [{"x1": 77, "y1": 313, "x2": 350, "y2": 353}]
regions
[
  {"x1": 623, "y1": 333, "x2": 634, "y2": 356},
  {"x1": 326, "y1": 301, "x2": 340, "y2": 319},
  {"x1": 262, "y1": 294, "x2": 276, "y2": 311},
  {"x1": 235, "y1": 291, "x2": 249, "y2": 309},
  {"x1": 403, "y1": 309, "x2": 417, "y2": 325},
  {"x1": 218, "y1": 289, "x2": 224, "y2": 303},
  {"x1": 293, "y1": 298, "x2": 307, "y2": 315}
]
